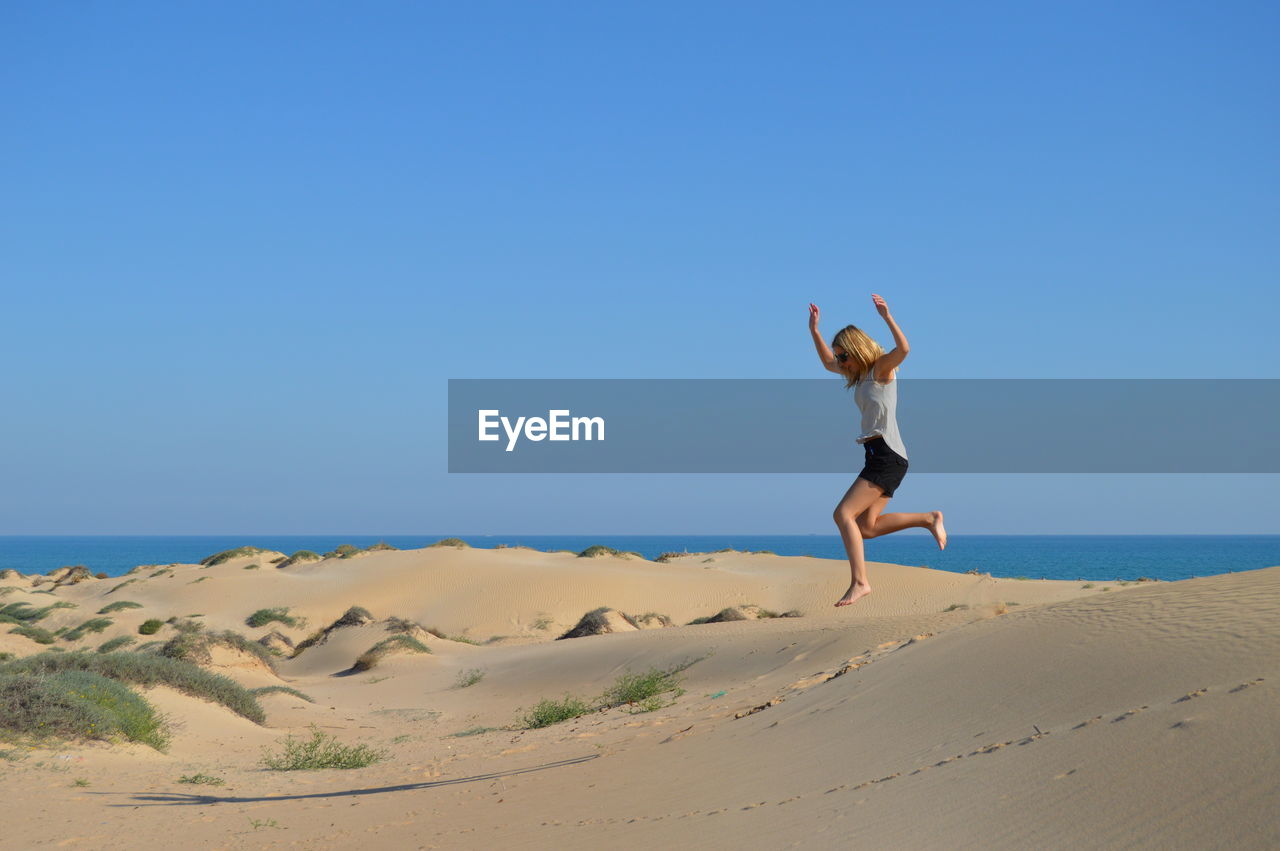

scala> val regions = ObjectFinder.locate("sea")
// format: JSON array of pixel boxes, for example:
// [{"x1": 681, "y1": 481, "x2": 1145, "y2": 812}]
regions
[{"x1": 1, "y1": 535, "x2": 1277, "y2": 583}]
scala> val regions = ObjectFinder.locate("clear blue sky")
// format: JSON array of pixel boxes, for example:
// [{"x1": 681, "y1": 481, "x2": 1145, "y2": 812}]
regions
[{"x1": 2, "y1": 2, "x2": 1276, "y2": 534}]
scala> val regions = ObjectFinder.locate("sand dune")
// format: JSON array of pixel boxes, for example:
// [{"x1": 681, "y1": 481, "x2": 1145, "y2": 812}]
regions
[{"x1": 1, "y1": 545, "x2": 1275, "y2": 848}]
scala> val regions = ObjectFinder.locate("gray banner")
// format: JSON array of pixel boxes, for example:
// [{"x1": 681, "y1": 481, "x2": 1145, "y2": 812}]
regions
[{"x1": 448, "y1": 379, "x2": 1280, "y2": 473}]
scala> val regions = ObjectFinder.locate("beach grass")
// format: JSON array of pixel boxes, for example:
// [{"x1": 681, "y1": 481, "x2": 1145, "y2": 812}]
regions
[
  {"x1": 0, "y1": 649, "x2": 265, "y2": 724},
  {"x1": 0, "y1": 668, "x2": 169, "y2": 751},
  {"x1": 178, "y1": 773, "x2": 225, "y2": 785},
  {"x1": 97, "y1": 601, "x2": 143, "y2": 614},
  {"x1": 260, "y1": 724, "x2": 389, "y2": 770},
  {"x1": 447, "y1": 726, "x2": 498, "y2": 737},
  {"x1": 453, "y1": 668, "x2": 485, "y2": 688},
  {"x1": 200, "y1": 547, "x2": 276, "y2": 567},
  {"x1": 250, "y1": 685, "x2": 316, "y2": 703},
  {"x1": 520, "y1": 658, "x2": 699, "y2": 728},
  {"x1": 352, "y1": 635, "x2": 431, "y2": 672},
  {"x1": 160, "y1": 629, "x2": 279, "y2": 673},
  {"x1": 8, "y1": 624, "x2": 59, "y2": 644},
  {"x1": 97, "y1": 636, "x2": 137, "y2": 653},
  {"x1": 1, "y1": 600, "x2": 77, "y2": 624},
  {"x1": 522, "y1": 694, "x2": 594, "y2": 728},
  {"x1": 60, "y1": 618, "x2": 114, "y2": 642},
  {"x1": 246, "y1": 607, "x2": 302, "y2": 629},
  {"x1": 277, "y1": 550, "x2": 321, "y2": 568}
]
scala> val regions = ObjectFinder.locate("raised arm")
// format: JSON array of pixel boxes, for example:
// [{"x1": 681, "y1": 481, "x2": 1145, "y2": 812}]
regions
[
  {"x1": 809, "y1": 303, "x2": 842, "y2": 373},
  {"x1": 871, "y1": 293, "x2": 909, "y2": 379}
]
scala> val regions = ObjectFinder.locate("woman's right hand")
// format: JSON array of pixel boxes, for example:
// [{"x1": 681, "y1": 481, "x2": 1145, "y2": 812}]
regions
[{"x1": 808, "y1": 302, "x2": 821, "y2": 333}]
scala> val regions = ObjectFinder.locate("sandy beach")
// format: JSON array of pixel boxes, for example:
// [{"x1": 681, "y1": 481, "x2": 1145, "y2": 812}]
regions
[{"x1": 2, "y1": 542, "x2": 1276, "y2": 849}]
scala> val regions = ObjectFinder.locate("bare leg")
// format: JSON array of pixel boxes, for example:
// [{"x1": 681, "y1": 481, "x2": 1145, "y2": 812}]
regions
[
  {"x1": 833, "y1": 478, "x2": 886, "y2": 607},
  {"x1": 866, "y1": 511, "x2": 932, "y2": 535},
  {"x1": 859, "y1": 500, "x2": 948, "y2": 550}
]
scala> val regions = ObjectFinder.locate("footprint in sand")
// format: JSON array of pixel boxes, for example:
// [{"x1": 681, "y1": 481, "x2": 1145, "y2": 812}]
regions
[
  {"x1": 1229, "y1": 678, "x2": 1264, "y2": 693},
  {"x1": 1111, "y1": 706, "x2": 1149, "y2": 722}
]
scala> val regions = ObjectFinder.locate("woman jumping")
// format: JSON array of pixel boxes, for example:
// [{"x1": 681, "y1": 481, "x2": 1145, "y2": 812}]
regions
[{"x1": 809, "y1": 295, "x2": 947, "y2": 607}]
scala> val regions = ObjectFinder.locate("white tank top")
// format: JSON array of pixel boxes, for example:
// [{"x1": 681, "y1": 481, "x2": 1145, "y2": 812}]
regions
[{"x1": 853, "y1": 370, "x2": 908, "y2": 460}]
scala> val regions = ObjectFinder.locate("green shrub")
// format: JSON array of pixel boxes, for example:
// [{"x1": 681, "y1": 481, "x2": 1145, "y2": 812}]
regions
[
  {"x1": 60, "y1": 618, "x2": 114, "y2": 642},
  {"x1": 290, "y1": 629, "x2": 327, "y2": 657},
  {"x1": 97, "y1": 601, "x2": 143, "y2": 615},
  {"x1": 0, "y1": 668, "x2": 169, "y2": 750},
  {"x1": 352, "y1": 635, "x2": 430, "y2": 672},
  {"x1": 556, "y1": 606, "x2": 640, "y2": 639},
  {"x1": 447, "y1": 726, "x2": 497, "y2": 737},
  {"x1": 522, "y1": 695, "x2": 593, "y2": 728},
  {"x1": 331, "y1": 606, "x2": 374, "y2": 627},
  {"x1": 0, "y1": 649, "x2": 264, "y2": 724},
  {"x1": 160, "y1": 630, "x2": 278, "y2": 673},
  {"x1": 323, "y1": 544, "x2": 360, "y2": 559},
  {"x1": 8, "y1": 625, "x2": 58, "y2": 644},
  {"x1": 277, "y1": 550, "x2": 321, "y2": 568},
  {"x1": 250, "y1": 685, "x2": 315, "y2": 703},
  {"x1": 138, "y1": 620, "x2": 163, "y2": 635},
  {"x1": 246, "y1": 607, "x2": 300, "y2": 629},
  {"x1": 577, "y1": 545, "x2": 620, "y2": 558},
  {"x1": 97, "y1": 636, "x2": 136, "y2": 653},
  {"x1": 516, "y1": 656, "x2": 701, "y2": 728},
  {"x1": 429, "y1": 538, "x2": 469, "y2": 548},
  {"x1": 200, "y1": 547, "x2": 275, "y2": 567},
  {"x1": 0, "y1": 601, "x2": 75, "y2": 625},
  {"x1": 597, "y1": 665, "x2": 687, "y2": 710},
  {"x1": 172, "y1": 618, "x2": 204, "y2": 635},
  {"x1": 260, "y1": 724, "x2": 388, "y2": 770},
  {"x1": 106, "y1": 578, "x2": 138, "y2": 595},
  {"x1": 454, "y1": 668, "x2": 485, "y2": 689},
  {"x1": 178, "y1": 773, "x2": 225, "y2": 785},
  {"x1": 287, "y1": 606, "x2": 372, "y2": 658},
  {"x1": 447, "y1": 633, "x2": 481, "y2": 645}
]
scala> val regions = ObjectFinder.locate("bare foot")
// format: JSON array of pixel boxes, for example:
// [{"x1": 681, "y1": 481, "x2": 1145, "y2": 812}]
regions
[
  {"x1": 835, "y1": 583, "x2": 872, "y2": 607},
  {"x1": 931, "y1": 510, "x2": 947, "y2": 550}
]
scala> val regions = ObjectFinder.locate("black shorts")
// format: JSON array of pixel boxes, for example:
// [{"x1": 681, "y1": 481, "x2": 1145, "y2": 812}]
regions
[{"x1": 857, "y1": 436, "x2": 908, "y2": 498}]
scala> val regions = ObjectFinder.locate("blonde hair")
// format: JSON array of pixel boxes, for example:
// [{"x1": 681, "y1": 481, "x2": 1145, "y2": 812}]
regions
[{"x1": 831, "y1": 324, "x2": 886, "y2": 390}]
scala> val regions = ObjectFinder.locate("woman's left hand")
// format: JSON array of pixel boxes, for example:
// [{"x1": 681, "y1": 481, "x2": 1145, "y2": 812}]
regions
[{"x1": 872, "y1": 293, "x2": 890, "y2": 318}]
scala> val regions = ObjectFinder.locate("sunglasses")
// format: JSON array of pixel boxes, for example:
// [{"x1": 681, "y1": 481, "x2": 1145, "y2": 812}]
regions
[{"x1": 834, "y1": 351, "x2": 851, "y2": 363}]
